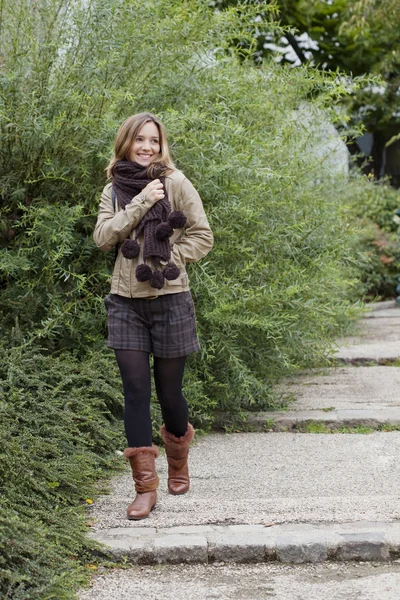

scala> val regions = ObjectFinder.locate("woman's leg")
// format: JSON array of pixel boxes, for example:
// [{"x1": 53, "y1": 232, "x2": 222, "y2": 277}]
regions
[
  {"x1": 153, "y1": 356, "x2": 188, "y2": 437},
  {"x1": 154, "y1": 356, "x2": 195, "y2": 495},
  {"x1": 114, "y1": 349, "x2": 158, "y2": 519},
  {"x1": 114, "y1": 349, "x2": 153, "y2": 447}
]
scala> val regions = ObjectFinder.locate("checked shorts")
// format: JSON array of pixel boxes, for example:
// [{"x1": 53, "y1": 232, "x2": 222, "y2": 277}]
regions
[{"x1": 104, "y1": 291, "x2": 200, "y2": 358}]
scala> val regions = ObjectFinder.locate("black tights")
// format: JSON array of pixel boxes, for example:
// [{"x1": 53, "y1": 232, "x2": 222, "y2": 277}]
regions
[{"x1": 115, "y1": 350, "x2": 189, "y2": 447}]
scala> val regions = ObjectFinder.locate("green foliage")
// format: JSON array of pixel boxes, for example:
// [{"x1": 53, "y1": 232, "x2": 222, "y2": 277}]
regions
[
  {"x1": 215, "y1": 0, "x2": 400, "y2": 186},
  {"x1": 0, "y1": 341, "x2": 124, "y2": 599},
  {"x1": 1, "y1": 0, "x2": 363, "y2": 410},
  {"x1": 350, "y1": 178, "x2": 400, "y2": 233},
  {"x1": 171, "y1": 67, "x2": 363, "y2": 409},
  {"x1": 345, "y1": 176, "x2": 400, "y2": 298}
]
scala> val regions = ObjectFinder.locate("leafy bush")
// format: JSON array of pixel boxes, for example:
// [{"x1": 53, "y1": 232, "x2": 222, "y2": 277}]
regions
[
  {"x1": 345, "y1": 176, "x2": 400, "y2": 299},
  {"x1": 1, "y1": 0, "x2": 363, "y2": 408},
  {"x1": 0, "y1": 341, "x2": 124, "y2": 599}
]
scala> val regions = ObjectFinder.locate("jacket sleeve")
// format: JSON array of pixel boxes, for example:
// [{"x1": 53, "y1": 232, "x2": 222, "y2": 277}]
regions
[
  {"x1": 171, "y1": 177, "x2": 213, "y2": 267},
  {"x1": 93, "y1": 184, "x2": 160, "y2": 252}
]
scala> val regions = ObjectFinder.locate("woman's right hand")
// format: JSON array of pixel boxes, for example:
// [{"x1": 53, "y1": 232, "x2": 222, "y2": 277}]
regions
[{"x1": 142, "y1": 179, "x2": 164, "y2": 202}]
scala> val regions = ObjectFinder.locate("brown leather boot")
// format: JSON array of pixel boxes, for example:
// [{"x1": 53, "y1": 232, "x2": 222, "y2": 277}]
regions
[
  {"x1": 122, "y1": 445, "x2": 159, "y2": 520},
  {"x1": 160, "y1": 424, "x2": 195, "y2": 495}
]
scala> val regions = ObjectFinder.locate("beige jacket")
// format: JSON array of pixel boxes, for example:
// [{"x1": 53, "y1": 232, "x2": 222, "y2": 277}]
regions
[{"x1": 93, "y1": 170, "x2": 213, "y2": 298}]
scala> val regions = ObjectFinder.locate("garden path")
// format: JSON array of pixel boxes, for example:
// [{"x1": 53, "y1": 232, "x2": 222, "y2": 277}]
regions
[{"x1": 80, "y1": 301, "x2": 400, "y2": 598}]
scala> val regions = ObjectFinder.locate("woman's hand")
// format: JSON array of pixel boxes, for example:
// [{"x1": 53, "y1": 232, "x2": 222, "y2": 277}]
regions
[{"x1": 142, "y1": 179, "x2": 164, "y2": 202}]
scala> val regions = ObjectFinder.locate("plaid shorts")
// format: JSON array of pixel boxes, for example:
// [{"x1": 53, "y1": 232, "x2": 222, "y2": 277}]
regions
[{"x1": 104, "y1": 291, "x2": 200, "y2": 358}]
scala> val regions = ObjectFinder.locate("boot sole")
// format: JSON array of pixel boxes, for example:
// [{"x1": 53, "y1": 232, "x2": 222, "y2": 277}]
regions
[
  {"x1": 127, "y1": 504, "x2": 156, "y2": 520},
  {"x1": 168, "y1": 488, "x2": 189, "y2": 496}
]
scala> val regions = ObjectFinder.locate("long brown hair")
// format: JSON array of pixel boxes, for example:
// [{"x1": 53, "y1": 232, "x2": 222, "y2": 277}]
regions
[{"x1": 106, "y1": 112, "x2": 176, "y2": 179}]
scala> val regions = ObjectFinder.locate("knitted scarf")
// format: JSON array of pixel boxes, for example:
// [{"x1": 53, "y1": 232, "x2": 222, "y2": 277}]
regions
[{"x1": 112, "y1": 161, "x2": 186, "y2": 289}]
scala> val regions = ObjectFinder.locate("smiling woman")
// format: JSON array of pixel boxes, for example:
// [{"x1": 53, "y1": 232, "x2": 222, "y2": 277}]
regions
[{"x1": 93, "y1": 111, "x2": 214, "y2": 520}]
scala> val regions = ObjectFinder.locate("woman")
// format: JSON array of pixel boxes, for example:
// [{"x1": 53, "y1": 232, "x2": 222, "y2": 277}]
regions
[{"x1": 93, "y1": 112, "x2": 213, "y2": 520}]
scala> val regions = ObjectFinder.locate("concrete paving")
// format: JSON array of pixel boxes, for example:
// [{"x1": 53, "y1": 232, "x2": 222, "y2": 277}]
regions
[
  {"x1": 334, "y1": 341, "x2": 400, "y2": 363},
  {"x1": 281, "y1": 367, "x2": 400, "y2": 410},
  {"x1": 79, "y1": 562, "x2": 400, "y2": 600},
  {"x1": 364, "y1": 309, "x2": 400, "y2": 318},
  {"x1": 339, "y1": 319, "x2": 400, "y2": 345},
  {"x1": 334, "y1": 301, "x2": 400, "y2": 362},
  {"x1": 88, "y1": 431, "x2": 400, "y2": 531},
  {"x1": 247, "y1": 366, "x2": 400, "y2": 431}
]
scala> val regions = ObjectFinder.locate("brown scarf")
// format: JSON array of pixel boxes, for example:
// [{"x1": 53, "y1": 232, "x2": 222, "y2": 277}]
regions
[{"x1": 112, "y1": 161, "x2": 186, "y2": 289}]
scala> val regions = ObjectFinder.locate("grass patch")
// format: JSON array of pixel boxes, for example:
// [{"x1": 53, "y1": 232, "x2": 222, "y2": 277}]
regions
[
  {"x1": 295, "y1": 421, "x2": 400, "y2": 434},
  {"x1": 377, "y1": 424, "x2": 400, "y2": 432},
  {"x1": 334, "y1": 359, "x2": 400, "y2": 367},
  {"x1": 337, "y1": 425, "x2": 375, "y2": 434},
  {"x1": 300, "y1": 422, "x2": 332, "y2": 434}
]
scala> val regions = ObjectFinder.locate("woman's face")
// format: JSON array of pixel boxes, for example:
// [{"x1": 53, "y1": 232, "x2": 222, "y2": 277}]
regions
[{"x1": 129, "y1": 121, "x2": 161, "y2": 166}]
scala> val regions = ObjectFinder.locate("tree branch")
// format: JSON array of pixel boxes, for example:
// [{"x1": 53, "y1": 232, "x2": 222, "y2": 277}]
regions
[{"x1": 285, "y1": 31, "x2": 307, "y2": 64}]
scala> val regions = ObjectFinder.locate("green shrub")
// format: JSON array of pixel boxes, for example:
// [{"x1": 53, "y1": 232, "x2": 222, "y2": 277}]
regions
[
  {"x1": 1, "y1": 0, "x2": 363, "y2": 410},
  {"x1": 345, "y1": 176, "x2": 400, "y2": 299},
  {"x1": 0, "y1": 341, "x2": 125, "y2": 599}
]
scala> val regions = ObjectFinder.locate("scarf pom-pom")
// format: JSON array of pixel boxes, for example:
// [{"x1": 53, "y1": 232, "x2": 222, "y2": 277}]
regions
[
  {"x1": 168, "y1": 211, "x2": 187, "y2": 229},
  {"x1": 155, "y1": 222, "x2": 174, "y2": 240},
  {"x1": 136, "y1": 264, "x2": 152, "y2": 282},
  {"x1": 150, "y1": 270, "x2": 165, "y2": 289},
  {"x1": 163, "y1": 262, "x2": 180, "y2": 281},
  {"x1": 121, "y1": 239, "x2": 140, "y2": 259}
]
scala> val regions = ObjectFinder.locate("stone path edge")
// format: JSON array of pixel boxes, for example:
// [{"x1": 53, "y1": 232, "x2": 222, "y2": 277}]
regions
[
  {"x1": 216, "y1": 409, "x2": 400, "y2": 432},
  {"x1": 91, "y1": 522, "x2": 400, "y2": 565}
]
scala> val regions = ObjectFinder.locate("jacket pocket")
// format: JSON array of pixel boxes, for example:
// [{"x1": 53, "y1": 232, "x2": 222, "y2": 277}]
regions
[{"x1": 164, "y1": 271, "x2": 189, "y2": 288}]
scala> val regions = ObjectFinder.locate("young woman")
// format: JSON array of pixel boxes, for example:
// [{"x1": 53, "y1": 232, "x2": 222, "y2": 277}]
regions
[{"x1": 93, "y1": 112, "x2": 213, "y2": 520}]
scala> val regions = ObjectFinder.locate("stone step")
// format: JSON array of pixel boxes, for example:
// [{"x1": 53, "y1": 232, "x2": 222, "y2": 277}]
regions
[
  {"x1": 333, "y1": 305, "x2": 400, "y2": 362},
  {"x1": 364, "y1": 300, "x2": 400, "y2": 318},
  {"x1": 240, "y1": 366, "x2": 400, "y2": 431},
  {"x1": 85, "y1": 299, "x2": 400, "y2": 574},
  {"x1": 364, "y1": 310, "x2": 400, "y2": 319},
  {"x1": 244, "y1": 408, "x2": 400, "y2": 431},
  {"x1": 333, "y1": 342, "x2": 400, "y2": 364},
  {"x1": 337, "y1": 318, "x2": 400, "y2": 345},
  {"x1": 278, "y1": 366, "x2": 400, "y2": 410},
  {"x1": 91, "y1": 522, "x2": 400, "y2": 565}
]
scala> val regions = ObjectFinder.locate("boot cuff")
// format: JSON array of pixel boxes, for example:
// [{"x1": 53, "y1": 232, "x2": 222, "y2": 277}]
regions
[
  {"x1": 160, "y1": 423, "x2": 195, "y2": 445},
  {"x1": 122, "y1": 445, "x2": 159, "y2": 459}
]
